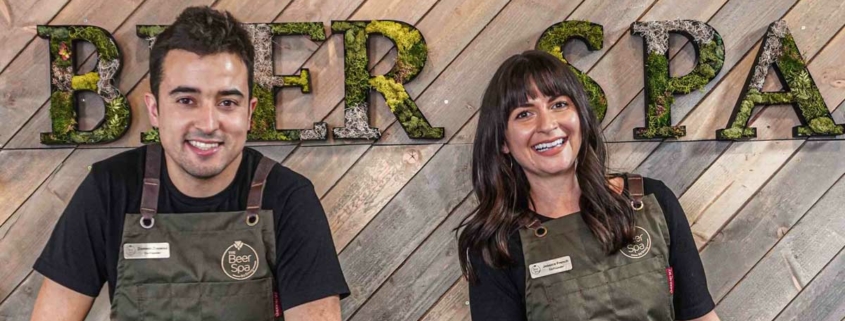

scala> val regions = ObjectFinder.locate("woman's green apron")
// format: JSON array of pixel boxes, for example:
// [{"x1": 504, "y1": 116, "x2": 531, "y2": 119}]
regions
[
  {"x1": 520, "y1": 175, "x2": 674, "y2": 321},
  {"x1": 110, "y1": 144, "x2": 281, "y2": 320}
]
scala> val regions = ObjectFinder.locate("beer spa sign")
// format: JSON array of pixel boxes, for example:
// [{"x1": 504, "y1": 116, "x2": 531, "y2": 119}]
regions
[{"x1": 34, "y1": 19, "x2": 842, "y2": 145}]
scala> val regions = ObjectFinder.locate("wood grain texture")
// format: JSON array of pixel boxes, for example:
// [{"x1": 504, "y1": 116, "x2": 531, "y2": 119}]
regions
[
  {"x1": 0, "y1": 0, "x2": 140, "y2": 148},
  {"x1": 0, "y1": 148, "x2": 127, "y2": 303},
  {"x1": 419, "y1": 280, "x2": 471, "y2": 321},
  {"x1": 685, "y1": 140, "x2": 803, "y2": 247},
  {"x1": 325, "y1": 144, "x2": 440, "y2": 252},
  {"x1": 716, "y1": 172, "x2": 845, "y2": 320},
  {"x1": 0, "y1": 0, "x2": 68, "y2": 73},
  {"x1": 700, "y1": 140, "x2": 845, "y2": 302},
  {"x1": 338, "y1": 144, "x2": 472, "y2": 319},
  {"x1": 350, "y1": 195, "x2": 475, "y2": 321},
  {"x1": 0, "y1": 149, "x2": 72, "y2": 226},
  {"x1": 634, "y1": 141, "x2": 730, "y2": 193},
  {"x1": 774, "y1": 246, "x2": 845, "y2": 321}
]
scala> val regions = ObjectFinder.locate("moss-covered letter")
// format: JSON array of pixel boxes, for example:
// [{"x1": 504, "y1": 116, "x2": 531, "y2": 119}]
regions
[
  {"x1": 536, "y1": 21, "x2": 607, "y2": 121},
  {"x1": 331, "y1": 20, "x2": 444, "y2": 140},
  {"x1": 631, "y1": 20, "x2": 725, "y2": 139},
  {"x1": 137, "y1": 23, "x2": 329, "y2": 143},
  {"x1": 716, "y1": 20, "x2": 843, "y2": 140},
  {"x1": 38, "y1": 25, "x2": 129, "y2": 144}
]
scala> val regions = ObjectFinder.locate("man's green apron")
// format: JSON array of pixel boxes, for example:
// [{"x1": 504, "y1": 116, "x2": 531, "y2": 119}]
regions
[
  {"x1": 110, "y1": 144, "x2": 281, "y2": 320},
  {"x1": 520, "y1": 174, "x2": 674, "y2": 321}
]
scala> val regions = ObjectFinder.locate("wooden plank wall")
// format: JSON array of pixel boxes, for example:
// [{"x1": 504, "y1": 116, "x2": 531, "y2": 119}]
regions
[{"x1": 1, "y1": 0, "x2": 844, "y2": 320}]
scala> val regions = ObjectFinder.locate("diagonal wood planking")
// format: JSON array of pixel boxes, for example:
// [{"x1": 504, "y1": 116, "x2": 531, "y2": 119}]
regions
[
  {"x1": 0, "y1": 149, "x2": 73, "y2": 226},
  {"x1": 0, "y1": 0, "x2": 68, "y2": 73},
  {"x1": 349, "y1": 195, "x2": 475, "y2": 321},
  {"x1": 773, "y1": 246, "x2": 845, "y2": 321},
  {"x1": 337, "y1": 144, "x2": 473, "y2": 319},
  {"x1": 419, "y1": 279, "x2": 471, "y2": 321},
  {"x1": 0, "y1": 148, "x2": 128, "y2": 303},
  {"x1": 0, "y1": 0, "x2": 142, "y2": 148},
  {"x1": 2, "y1": 0, "x2": 845, "y2": 320},
  {"x1": 699, "y1": 140, "x2": 845, "y2": 302},
  {"x1": 716, "y1": 164, "x2": 845, "y2": 320}
]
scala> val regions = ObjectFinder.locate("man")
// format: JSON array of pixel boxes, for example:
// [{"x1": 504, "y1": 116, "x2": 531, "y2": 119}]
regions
[{"x1": 31, "y1": 7, "x2": 348, "y2": 320}]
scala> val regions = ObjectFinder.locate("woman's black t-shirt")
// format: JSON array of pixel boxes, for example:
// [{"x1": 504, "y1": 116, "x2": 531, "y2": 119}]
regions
[{"x1": 467, "y1": 177, "x2": 715, "y2": 320}]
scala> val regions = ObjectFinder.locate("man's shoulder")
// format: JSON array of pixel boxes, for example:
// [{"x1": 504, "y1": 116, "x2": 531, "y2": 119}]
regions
[
  {"x1": 245, "y1": 147, "x2": 314, "y2": 196},
  {"x1": 87, "y1": 145, "x2": 146, "y2": 186}
]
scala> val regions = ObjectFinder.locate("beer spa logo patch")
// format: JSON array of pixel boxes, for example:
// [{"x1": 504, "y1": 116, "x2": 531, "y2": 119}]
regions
[
  {"x1": 221, "y1": 241, "x2": 259, "y2": 280},
  {"x1": 621, "y1": 226, "x2": 652, "y2": 259}
]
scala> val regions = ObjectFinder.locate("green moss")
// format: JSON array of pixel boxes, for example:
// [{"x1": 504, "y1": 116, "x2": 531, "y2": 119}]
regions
[
  {"x1": 271, "y1": 22, "x2": 326, "y2": 41},
  {"x1": 370, "y1": 76, "x2": 444, "y2": 138},
  {"x1": 719, "y1": 32, "x2": 843, "y2": 139},
  {"x1": 247, "y1": 84, "x2": 300, "y2": 141},
  {"x1": 71, "y1": 72, "x2": 99, "y2": 91},
  {"x1": 68, "y1": 26, "x2": 119, "y2": 61},
  {"x1": 366, "y1": 21, "x2": 426, "y2": 82},
  {"x1": 671, "y1": 37, "x2": 724, "y2": 94},
  {"x1": 43, "y1": 94, "x2": 130, "y2": 144},
  {"x1": 635, "y1": 53, "x2": 684, "y2": 139},
  {"x1": 43, "y1": 91, "x2": 76, "y2": 141},
  {"x1": 333, "y1": 21, "x2": 370, "y2": 107},
  {"x1": 536, "y1": 21, "x2": 607, "y2": 121},
  {"x1": 283, "y1": 70, "x2": 311, "y2": 92},
  {"x1": 137, "y1": 25, "x2": 167, "y2": 38}
]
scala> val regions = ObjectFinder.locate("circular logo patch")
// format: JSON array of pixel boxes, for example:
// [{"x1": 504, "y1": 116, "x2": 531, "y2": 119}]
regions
[
  {"x1": 221, "y1": 240, "x2": 259, "y2": 280},
  {"x1": 620, "y1": 226, "x2": 652, "y2": 259}
]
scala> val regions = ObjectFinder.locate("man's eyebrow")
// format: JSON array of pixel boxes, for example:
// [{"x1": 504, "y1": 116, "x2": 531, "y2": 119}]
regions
[
  {"x1": 219, "y1": 89, "x2": 245, "y2": 97},
  {"x1": 169, "y1": 86, "x2": 200, "y2": 96}
]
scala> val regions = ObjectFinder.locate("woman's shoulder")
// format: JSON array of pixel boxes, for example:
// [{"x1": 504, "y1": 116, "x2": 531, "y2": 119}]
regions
[{"x1": 607, "y1": 174, "x2": 675, "y2": 198}]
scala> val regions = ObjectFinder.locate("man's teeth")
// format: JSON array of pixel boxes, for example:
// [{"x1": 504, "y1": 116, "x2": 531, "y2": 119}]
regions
[
  {"x1": 188, "y1": 140, "x2": 220, "y2": 151},
  {"x1": 533, "y1": 138, "x2": 565, "y2": 151}
]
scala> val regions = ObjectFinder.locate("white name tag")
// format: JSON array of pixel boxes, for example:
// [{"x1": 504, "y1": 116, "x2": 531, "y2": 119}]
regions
[
  {"x1": 529, "y1": 256, "x2": 572, "y2": 279},
  {"x1": 123, "y1": 242, "x2": 170, "y2": 259}
]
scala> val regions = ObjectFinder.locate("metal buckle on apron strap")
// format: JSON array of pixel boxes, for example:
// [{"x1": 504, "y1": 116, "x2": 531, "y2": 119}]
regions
[
  {"x1": 627, "y1": 174, "x2": 645, "y2": 211},
  {"x1": 139, "y1": 216, "x2": 155, "y2": 229},
  {"x1": 526, "y1": 218, "x2": 547, "y2": 238},
  {"x1": 246, "y1": 211, "x2": 260, "y2": 226}
]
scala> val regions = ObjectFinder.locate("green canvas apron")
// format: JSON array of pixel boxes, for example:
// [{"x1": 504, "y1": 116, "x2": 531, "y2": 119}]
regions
[
  {"x1": 110, "y1": 144, "x2": 281, "y2": 321},
  {"x1": 520, "y1": 175, "x2": 674, "y2": 321}
]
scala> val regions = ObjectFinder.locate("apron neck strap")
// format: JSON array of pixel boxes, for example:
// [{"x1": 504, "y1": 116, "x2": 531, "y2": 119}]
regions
[
  {"x1": 246, "y1": 157, "x2": 276, "y2": 217},
  {"x1": 626, "y1": 173, "x2": 645, "y2": 211},
  {"x1": 140, "y1": 143, "x2": 163, "y2": 221}
]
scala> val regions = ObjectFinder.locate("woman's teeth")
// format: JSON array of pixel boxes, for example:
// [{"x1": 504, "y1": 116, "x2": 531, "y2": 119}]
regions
[
  {"x1": 188, "y1": 140, "x2": 220, "y2": 151},
  {"x1": 533, "y1": 138, "x2": 564, "y2": 152}
]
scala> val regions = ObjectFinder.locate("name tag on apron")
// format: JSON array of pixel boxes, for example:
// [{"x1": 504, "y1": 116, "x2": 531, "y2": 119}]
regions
[
  {"x1": 124, "y1": 242, "x2": 170, "y2": 259},
  {"x1": 529, "y1": 256, "x2": 573, "y2": 279}
]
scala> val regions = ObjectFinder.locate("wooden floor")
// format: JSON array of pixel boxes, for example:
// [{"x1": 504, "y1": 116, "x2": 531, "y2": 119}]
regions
[{"x1": 1, "y1": 0, "x2": 845, "y2": 320}]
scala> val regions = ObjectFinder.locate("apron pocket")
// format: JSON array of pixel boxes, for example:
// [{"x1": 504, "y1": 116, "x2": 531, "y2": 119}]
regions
[
  {"x1": 200, "y1": 277, "x2": 275, "y2": 321},
  {"x1": 542, "y1": 256, "x2": 671, "y2": 321},
  {"x1": 137, "y1": 283, "x2": 201, "y2": 321},
  {"x1": 606, "y1": 256, "x2": 673, "y2": 320},
  {"x1": 135, "y1": 278, "x2": 275, "y2": 321}
]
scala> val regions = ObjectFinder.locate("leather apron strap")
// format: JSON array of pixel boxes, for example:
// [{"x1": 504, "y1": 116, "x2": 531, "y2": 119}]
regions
[
  {"x1": 139, "y1": 143, "x2": 162, "y2": 228},
  {"x1": 245, "y1": 157, "x2": 276, "y2": 226},
  {"x1": 139, "y1": 144, "x2": 278, "y2": 228}
]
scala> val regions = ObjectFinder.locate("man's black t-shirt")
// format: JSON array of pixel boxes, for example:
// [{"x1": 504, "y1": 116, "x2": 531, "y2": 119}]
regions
[
  {"x1": 34, "y1": 145, "x2": 350, "y2": 310},
  {"x1": 467, "y1": 177, "x2": 715, "y2": 320}
]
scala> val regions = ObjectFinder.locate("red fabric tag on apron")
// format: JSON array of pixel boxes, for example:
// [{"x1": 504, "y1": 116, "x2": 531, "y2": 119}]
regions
[
  {"x1": 274, "y1": 291, "x2": 282, "y2": 317},
  {"x1": 666, "y1": 267, "x2": 675, "y2": 294}
]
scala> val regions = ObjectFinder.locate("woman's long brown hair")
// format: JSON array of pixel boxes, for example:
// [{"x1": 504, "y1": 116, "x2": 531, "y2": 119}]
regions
[{"x1": 457, "y1": 50, "x2": 636, "y2": 282}]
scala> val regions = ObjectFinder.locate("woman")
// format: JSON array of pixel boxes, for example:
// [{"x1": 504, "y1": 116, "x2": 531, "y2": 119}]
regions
[{"x1": 457, "y1": 50, "x2": 719, "y2": 321}]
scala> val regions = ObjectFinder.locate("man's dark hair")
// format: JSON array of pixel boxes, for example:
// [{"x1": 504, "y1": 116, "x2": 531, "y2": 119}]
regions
[{"x1": 149, "y1": 6, "x2": 255, "y2": 98}]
